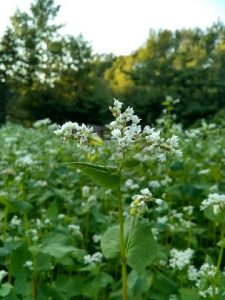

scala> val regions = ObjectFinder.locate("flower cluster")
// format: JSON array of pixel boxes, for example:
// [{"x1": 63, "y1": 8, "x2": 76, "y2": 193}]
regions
[
  {"x1": 187, "y1": 265, "x2": 199, "y2": 281},
  {"x1": 33, "y1": 118, "x2": 51, "y2": 128},
  {"x1": 109, "y1": 99, "x2": 141, "y2": 152},
  {"x1": 84, "y1": 252, "x2": 103, "y2": 265},
  {"x1": 187, "y1": 262, "x2": 219, "y2": 298},
  {"x1": 196, "y1": 263, "x2": 218, "y2": 298},
  {"x1": 129, "y1": 188, "x2": 152, "y2": 216},
  {"x1": 10, "y1": 215, "x2": 21, "y2": 228},
  {"x1": 199, "y1": 286, "x2": 218, "y2": 298},
  {"x1": 198, "y1": 263, "x2": 217, "y2": 278},
  {"x1": 142, "y1": 126, "x2": 182, "y2": 161},
  {"x1": 54, "y1": 121, "x2": 98, "y2": 154},
  {"x1": 54, "y1": 99, "x2": 181, "y2": 161},
  {"x1": 108, "y1": 99, "x2": 182, "y2": 160},
  {"x1": 16, "y1": 154, "x2": 34, "y2": 168},
  {"x1": 200, "y1": 193, "x2": 225, "y2": 214},
  {"x1": 169, "y1": 248, "x2": 194, "y2": 270},
  {"x1": 68, "y1": 224, "x2": 83, "y2": 238}
]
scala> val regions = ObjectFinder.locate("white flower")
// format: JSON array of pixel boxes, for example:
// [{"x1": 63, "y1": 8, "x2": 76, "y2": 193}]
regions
[
  {"x1": 187, "y1": 265, "x2": 199, "y2": 281},
  {"x1": 33, "y1": 118, "x2": 51, "y2": 128},
  {"x1": 200, "y1": 193, "x2": 225, "y2": 212},
  {"x1": 58, "y1": 214, "x2": 65, "y2": 220},
  {"x1": 169, "y1": 248, "x2": 194, "y2": 270},
  {"x1": 16, "y1": 154, "x2": 34, "y2": 167},
  {"x1": 198, "y1": 263, "x2": 216, "y2": 278},
  {"x1": 169, "y1": 135, "x2": 179, "y2": 148},
  {"x1": 129, "y1": 188, "x2": 152, "y2": 216},
  {"x1": 151, "y1": 228, "x2": 159, "y2": 240},
  {"x1": 199, "y1": 286, "x2": 218, "y2": 298},
  {"x1": 198, "y1": 169, "x2": 209, "y2": 175},
  {"x1": 125, "y1": 179, "x2": 139, "y2": 190},
  {"x1": 93, "y1": 234, "x2": 101, "y2": 243},
  {"x1": 0, "y1": 270, "x2": 7, "y2": 282},
  {"x1": 84, "y1": 252, "x2": 103, "y2": 264},
  {"x1": 113, "y1": 99, "x2": 123, "y2": 110},
  {"x1": 10, "y1": 216, "x2": 21, "y2": 228},
  {"x1": 149, "y1": 180, "x2": 161, "y2": 188},
  {"x1": 155, "y1": 198, "x2": 164, "y2": 206},
  {"x1": 27, "y1": 228, "x2": 39, "y2": 242},
  {"x1": 183, "y1": 206, "x2": 194, "y2": 215},
  {"x1": 108, "y1": 100, "x2": 141, "y2": 152},
  {"x1": 111, "y1": 128, "x2": 122, "y2": 138},
  {"x1": 44, "y1": 218, "x2": 51, "y2": 225},
  {"x1": 87, "y1": 195, "x2": 97, "y2": 203},
  {"x1": 143, "y1": 127, "x2": 181, "y2": 161},
  {"x1": 125, "y1": 179, "x2": 134, "y2": 187},
  {"x1": 157, "y1": 216, "x2": 168, "y2": 224},
  {"x1": 54, "y1": 122, "x2": 98, "y2": 154},
  {"x1": 24, "y1": 261, "x2": 34, "y2": 271},
  {"x1": 82, "y1": 186, "x2": 90, "y2": 198},
  {"x1": 140, "y1": 188, "x2": 152, "y2": 197},
  {"x1": 68, "y1": 224, "x2": 83, "y2": 238},
  {"x1": 92, "y1": 252, "x2": 103, "y2": 263},
  {"x1": 84, "y1": 254, "x2": 92, "y2": 264}
]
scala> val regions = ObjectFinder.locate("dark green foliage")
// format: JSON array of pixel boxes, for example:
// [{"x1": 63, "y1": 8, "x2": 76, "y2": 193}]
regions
[{"x1": 1, "y1": 0, "x2": 225, "y2": 127}]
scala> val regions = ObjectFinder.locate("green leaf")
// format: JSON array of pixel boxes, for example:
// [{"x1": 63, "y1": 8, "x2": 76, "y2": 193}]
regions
[
  {"x1": 10, "y1": 200, "x2": 33, "y2": 212},
  {"x1": 153, "y1": 270, "x2": 178, "y2": 294},
  {"x1": 217, "y1": 238, "x2": 225, "y2": 248},
  {"x1": 101, "y1": 225, "x2": 120, "y2": 259},
  {"x1": 0, "y1": 192, "x2": 8, "y2": 206},
  {"x1": 71, "y1": 162, "x2": 120, "y2": 189},
  {"x1": 126, "y1": 219, "x2": 157, "y2": 272},
  {"x1": 10, "y1": 242, "x2": 32, "y2": 277},
  {"x1": 81, "y1": 273, "x2": 113, "y2": 298},
  {"x1": 0, "y1": 283, "x2": 13, "y2": 297},
  {"x1": 37, "y1": 283, "x2": 64, "y2": 300},
  {"x1": 0, "y1": 247, "x2": 11, "y2": 257},
  {"x1": 101, "y1": 219, "x2": 157, "y2": 272},
  {"x1": 14, "y1": 274, "x2": 31, "y2": 296},
  {"x1": 128, "y1": 269, "x2": 153, "y2": 295},
  {"x1": 55, "y1": 275, "x2": 84, "y2": 297},
  {"x1": 42, "y1": 243, "x2": 76, "y2": 259},
  {"x1": 41, "y1": 233, "x2": 76, "y2": 259},
  {"x1": 123, "y1": 159, "x2": 140, "y2": 168},
  {"x1": 179, "y1": 288, "x2": 199, "y2": 300}
]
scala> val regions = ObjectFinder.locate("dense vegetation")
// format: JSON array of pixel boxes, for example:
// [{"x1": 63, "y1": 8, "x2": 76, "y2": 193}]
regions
[
  {"x1": 1, "y1": 0, "x2": 225, "y2": 127},
  {"x1": 0, "y1": 100, "x2": 225, "y2": 299},
  {"x1": 1, "y1": 1, "x2": 225, "y2": 299}
]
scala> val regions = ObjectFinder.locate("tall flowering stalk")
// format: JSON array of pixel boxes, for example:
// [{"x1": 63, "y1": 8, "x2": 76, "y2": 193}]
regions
[
  {"x1": 200, "y1": 192, "x2": 225, "y2": 299},
  {"x1": 54, "y1": 99, "x2": 181, "y2": 300}
]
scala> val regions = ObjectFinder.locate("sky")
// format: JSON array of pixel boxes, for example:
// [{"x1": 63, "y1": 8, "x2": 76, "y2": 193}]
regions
[{"x1": 1, "y1": 0, "x2": 225, "y2": 55}]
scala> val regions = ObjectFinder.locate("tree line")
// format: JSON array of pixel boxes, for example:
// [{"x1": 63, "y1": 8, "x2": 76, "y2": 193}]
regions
[{"x1": 1, "y1": 0, "x2": 225, "y2": 127}]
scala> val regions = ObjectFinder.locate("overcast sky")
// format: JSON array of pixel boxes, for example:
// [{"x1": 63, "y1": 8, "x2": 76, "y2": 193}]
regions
[{"x1": 1, "y1": 0, "x2": 225, "y2": 55}]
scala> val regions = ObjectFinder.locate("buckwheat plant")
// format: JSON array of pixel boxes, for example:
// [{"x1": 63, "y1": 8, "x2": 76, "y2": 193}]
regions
[
  {"x1": 54, "y1": 99, "x2": 182, "y2": 300},
  {"x1": 200, "y1": 192, "x2": 225, "y2": 299}
]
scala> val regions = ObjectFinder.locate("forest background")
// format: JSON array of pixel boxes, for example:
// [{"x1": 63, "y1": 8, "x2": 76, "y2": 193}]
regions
[{"x1": 1, "y1": 0, "x2": 225, "y2": 128}]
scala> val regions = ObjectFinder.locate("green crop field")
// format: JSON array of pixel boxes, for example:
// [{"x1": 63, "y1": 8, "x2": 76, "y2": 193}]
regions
[{"x1": 0, "y1": 100, "x2": 225, "y2": 300}]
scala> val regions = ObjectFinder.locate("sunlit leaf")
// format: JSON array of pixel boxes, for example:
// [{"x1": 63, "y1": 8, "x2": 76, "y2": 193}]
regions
[{"x1": 72, "y1": 162, "x2": 120, "y2": 189}]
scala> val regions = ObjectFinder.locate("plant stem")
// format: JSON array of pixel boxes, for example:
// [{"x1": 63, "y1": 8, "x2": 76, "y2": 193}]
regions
[
  {"x1": 3, "y1": 205, "x2": 8, "y2": 241},
  {"x1": 212, "y1": 227, "x2": 224, "y2": 299},
  {"x1": 24, "y1": 212, "x2": 31, "y2": 245},
  {"x1": 117, "y1": 186, "x2": 127, "y2": 300},
  {"x1": 32, "y1": 255, "x2": 37, "y2": 300},
  {"x1": 125, "y1": 217, "x2": 135, "y2": 253}
]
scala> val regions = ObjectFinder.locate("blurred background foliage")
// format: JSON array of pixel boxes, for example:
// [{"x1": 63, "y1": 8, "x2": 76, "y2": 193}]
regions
[{"x1": 1, "y1": 0, "x2": 225, "y2": 127}]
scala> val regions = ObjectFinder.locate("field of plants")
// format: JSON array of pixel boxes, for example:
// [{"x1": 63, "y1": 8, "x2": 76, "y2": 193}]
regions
[{"x1": 1, "y1": 99, "x2": 225, "y2": 300}]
